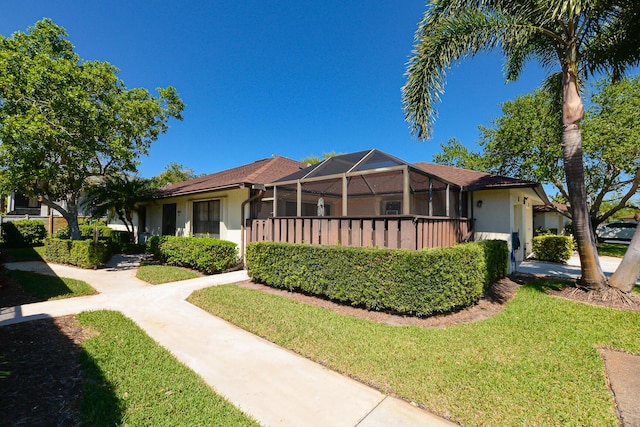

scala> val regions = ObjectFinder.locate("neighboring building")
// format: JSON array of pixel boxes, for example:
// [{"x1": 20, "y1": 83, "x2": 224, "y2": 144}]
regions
[
  {"x1": 533, "y1": 202, "x2": 571, "y2": 235},
  {"x1": 142, "y1": 156, "x2": 307, "y2": 252},
  {"x1": 247, "y1": 150, "x2": 550, "y2": 267}
]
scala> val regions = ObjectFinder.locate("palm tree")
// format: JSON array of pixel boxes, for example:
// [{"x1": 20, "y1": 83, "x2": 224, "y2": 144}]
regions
[
  {"x1": 403, "y1": 0, "x2": 640, "y2": 291},
  {"x1": 82, "y1": 175, "x2": 158, "y2": 243}
]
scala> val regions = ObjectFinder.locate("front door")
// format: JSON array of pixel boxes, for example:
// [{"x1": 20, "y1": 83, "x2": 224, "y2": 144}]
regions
[{"x1": 162, "y1": 203, "x2": 177, "y2": 236}]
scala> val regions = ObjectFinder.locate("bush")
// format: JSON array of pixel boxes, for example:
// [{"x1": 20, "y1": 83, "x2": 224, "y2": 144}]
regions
[
  {"x1": 245, "y1": 240, "x2": 508, "y2": 317},
  {"x1": 55, "y1": 224, "x2": 113, "y2": 240},
  {"x1": 534, "y1": 227, "x2": 558, "y2": 237},
  {"x1": 532, "y1": 235, "x2": 574, "y2": 263},
  {"x1": 151, "y1": 236, "x2": 238, "y2": 274},
  {"x1": 44, "y1": 238, "x2": 112, "y2": 268},
  {"x1": 2, "y1": 220, "x2": 47, "y2": 247},
  {"x1": 146, "y1": 235, "x2": 168, "y2": 258}
]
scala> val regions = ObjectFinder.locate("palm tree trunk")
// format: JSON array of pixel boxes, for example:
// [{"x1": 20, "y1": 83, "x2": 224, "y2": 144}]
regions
[
  {"x1": 609, "y1": 219, "x2": 640, "y2": 292},
  {"x1": 561, "y1": 69, "x2": 607, "y2": 289}
]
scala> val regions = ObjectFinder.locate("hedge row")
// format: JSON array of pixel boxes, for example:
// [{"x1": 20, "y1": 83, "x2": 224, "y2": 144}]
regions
[
  {"x1": 55, "y1": 225, "x2": 142, "y2": 253},
  {"x1": 245, "y1": 240, "x2": 508, "y2": 316},
  {"x1": 55, "y1": 224, "x2": 114, "y2": 240},
  {"x1": 44, "y1": 238, "x2": 112, "y2": 268},
  {"x1": 532, "y1": 235, "x2": 574, "y2": 263},
  {"x1": 1, "y1": 220, "x2": 47, "y2": 247},
  {"x1": 147, "y1": 235, "x2": 238, "y2": 274}
]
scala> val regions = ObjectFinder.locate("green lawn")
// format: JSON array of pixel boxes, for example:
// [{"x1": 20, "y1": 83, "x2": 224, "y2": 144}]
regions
[
  {"x1": 1, "y1": 246, "x2": 46, "y2": 261},
  {"x1": 597, "y1": 243, "x2": 628, "y2": 258},
  {"x1": 136, "y1": 264, "x2": 201, "y2": 284},
  {"x1": 188, "y1": 281, "x2": 640, "y2": 427},
  {"x1": 77, "y1": 310, "x2": 258, "y2": 426},
  {"x1": 5, "y1": 270, "x2": 96, "y2": 300}
]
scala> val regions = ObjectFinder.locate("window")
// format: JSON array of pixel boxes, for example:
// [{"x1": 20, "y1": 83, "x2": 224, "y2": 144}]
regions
[{"x1": 193, "y1": 200, "x2": 220, "y2": 237}]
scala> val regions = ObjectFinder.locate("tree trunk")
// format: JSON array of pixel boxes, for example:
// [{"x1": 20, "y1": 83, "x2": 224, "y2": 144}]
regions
[
  {"x1": 609, "y1": 218, "x2": 640, "y2": 292},
  {"x1": 561, "y1": 69, "x2": 608, "y2": 289},
  {"x1": 40, "y1": 196, "x2": 82, "y2": 240}
]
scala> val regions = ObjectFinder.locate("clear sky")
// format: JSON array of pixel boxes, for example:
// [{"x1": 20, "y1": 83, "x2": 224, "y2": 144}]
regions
[{"x1": 0, "y1": 1, "x2": 550, "y2": 179}]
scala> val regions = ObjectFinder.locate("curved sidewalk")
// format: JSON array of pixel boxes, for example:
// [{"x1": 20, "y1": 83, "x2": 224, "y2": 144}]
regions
[{"x1": 1, "y1": 256, "x2": 454, "y2": 427}]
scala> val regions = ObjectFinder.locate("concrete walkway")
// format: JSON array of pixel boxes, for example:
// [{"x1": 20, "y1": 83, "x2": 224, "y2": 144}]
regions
[
  {"x1": 0, "y1": 256, "x2": 455, "y2": 427},
  {"x1": 517, "y1": 253, "x2": 640, "y2": 285}
]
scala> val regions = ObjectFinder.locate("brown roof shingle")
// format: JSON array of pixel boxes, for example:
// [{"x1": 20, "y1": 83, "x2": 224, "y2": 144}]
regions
[
  {"x1": 158, "y1": 156, "x2": 306, "y2": 198},
  {"x1": 413, "y1": 162, "x2": 539, "y2": 191}
]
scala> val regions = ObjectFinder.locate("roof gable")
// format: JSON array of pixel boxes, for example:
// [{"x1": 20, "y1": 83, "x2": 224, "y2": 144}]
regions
[
  {"x1": 413, "y1": 162, "x2": 539, "y2": 191},
  {"x1": 158, "y1": 156, "x2": 306, "y2": 198}
]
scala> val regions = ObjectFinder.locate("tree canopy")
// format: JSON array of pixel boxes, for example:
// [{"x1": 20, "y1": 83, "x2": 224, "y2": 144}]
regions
[
  {"x1": 149, "y1": 162, "x2": 199, "y2": 188},
  {"x1": 0, "y1": 19, "x2": 184, "y2": 239},
  {"x1": 436, "y1": 76, "x2": 640, "y2": 227}
]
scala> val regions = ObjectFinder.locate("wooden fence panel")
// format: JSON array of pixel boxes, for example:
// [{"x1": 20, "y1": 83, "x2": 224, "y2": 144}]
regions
[
  {"x1": 340, "y1": 219, "x2": 350, "y2": 246},
  {"x1": 246, "y1": 217, "x2": 474, "y2": 250},
  {"x1": 374, "y1": 219, "x2": 386, "y2": 247},
  {"x1": 362, "y1": 220, "x2": 373, "y2": 247},
  {"x1": 399, "y1": 219, "x2": 416, "y2": 249}
]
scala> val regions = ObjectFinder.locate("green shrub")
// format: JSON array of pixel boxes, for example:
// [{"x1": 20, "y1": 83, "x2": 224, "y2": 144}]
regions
[
  {"x1": 532, "y1": 235, "x2": 574, "y2": 263},
  {"x1": 146, "y1": 235, "x2": 168, "y2": 258},
  {"x1": 245, "y1": 240, "x2": 508, "y2": 317},
  {"x1": 2, "y1": 220, "x2": 47, "y2": 247},
  {"x1": 534, "y1": 227, "x2": 558, "y2": 237},
  {"x1": 153, "y1": 236, "x2": 238, "y2": 274},
  {"x1": 55, "y1": 224, "x2": 113, "y2": 240},
  {"x1": 44, "y1": 238, "x2": 112, "y2": 268}
]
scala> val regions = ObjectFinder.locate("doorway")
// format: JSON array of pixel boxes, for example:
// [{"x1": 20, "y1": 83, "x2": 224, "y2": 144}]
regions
[{"x1": 162, "y1": 203, "x2": 177, "y2": 236}]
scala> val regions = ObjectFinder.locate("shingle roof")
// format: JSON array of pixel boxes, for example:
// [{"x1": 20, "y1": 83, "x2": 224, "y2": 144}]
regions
[
  {"x1": 413, "y1": 162, "x2": 539, "y2": 191},
  {"x1": 158, "y1": 156, "x2": 306, "y2": 198},
  {"x1": 534, "y1": 202, "x2": 569, "y2": 213}
]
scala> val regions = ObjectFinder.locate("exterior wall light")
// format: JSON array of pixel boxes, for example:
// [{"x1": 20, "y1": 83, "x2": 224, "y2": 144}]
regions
[{"x1": 476, "y1": 200, "x2": 483, "y2": 208}]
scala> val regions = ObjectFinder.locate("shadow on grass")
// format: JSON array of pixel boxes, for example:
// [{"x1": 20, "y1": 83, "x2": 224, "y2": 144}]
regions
[
  {"x1": 1, "y1": 245, "x2": 46, "y2": 262},
  {"x1": 0, "y1": 317, "x2": 122, "y2": 426},
  {"x1": 1, "y1": 270, "x2": 80, "y2": 305}
]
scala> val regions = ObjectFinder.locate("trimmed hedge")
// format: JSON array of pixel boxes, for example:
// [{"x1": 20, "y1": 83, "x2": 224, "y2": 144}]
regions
[
  {"x1": 245, "y1": 240, "x2": 508, "y2": 316},
  {"x1": 55, "y1": 224, "x2": 113, "y2": 240},
  {"x1": 149, "y1": 236, "x2": 238, "y2": 274},
  {"x1": 2, "y1": 220, "x2": 47, "y2": 247},
  {"x1": 44, "y1": 238, "x2": 112, "y2": 268},
  {"x1": 532, "y1": 235, "x2": 574, "y2": 263}
]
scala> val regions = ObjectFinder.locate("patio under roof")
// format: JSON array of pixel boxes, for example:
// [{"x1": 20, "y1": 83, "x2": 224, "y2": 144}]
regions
[{"x1": 267, "y1": 149, "x2": 464, "y2": 218}]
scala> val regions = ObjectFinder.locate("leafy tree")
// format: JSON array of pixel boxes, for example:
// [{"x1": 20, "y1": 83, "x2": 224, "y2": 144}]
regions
[
  {"x1": 403, "y1": 0, "x2": 640, "y2": 291},
  {"x1": 0, "y1": 19, "x2": 184, "y2": 240},
  {"x1": 438, "y1": 77, "x2": 640, "y2": 228},
  {"x1": 150, "y1": 162, "x2": 199, "y2": 188},
  {"x1": 82, "y1": 175, "x2": 158, "y2": 243},
  {"x1": 432, "y1": 137, "x2": 489, "y2": 171}
]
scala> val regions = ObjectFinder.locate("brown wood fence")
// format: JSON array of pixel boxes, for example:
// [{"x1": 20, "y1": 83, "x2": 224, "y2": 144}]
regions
[{"x1": 247, "y1": 216, "x2": 474, "y2": 250}]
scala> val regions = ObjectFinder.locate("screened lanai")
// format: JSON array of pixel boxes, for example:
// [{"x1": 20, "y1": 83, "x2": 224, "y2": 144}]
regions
[
  {"x1": 247, "y1": 150, "x2": 474, "y2": 250},
  {"x1": 257, "y1": 149, "x2": 468, "y2": 219}
]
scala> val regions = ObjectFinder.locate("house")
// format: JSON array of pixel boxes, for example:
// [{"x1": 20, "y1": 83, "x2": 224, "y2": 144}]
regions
[
  {"x1": 141, "y1": 156, "x2": 307, "y2": 253},
  {"x1": 533, "y1": 202, "x2": 571, "y2": 235},
  {"x1": 246, "y1": 149, "x2": 550, "y2": 266}
]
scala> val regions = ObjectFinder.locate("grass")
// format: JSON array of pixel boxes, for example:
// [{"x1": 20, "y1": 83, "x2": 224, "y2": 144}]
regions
[
  {"x1": 188, "y1": 280, "x2": 640, "y2": 427},
  {"x1": 77, "y1": 310, "x2": 258, "y2": 426},
  {"x1": 4, "y1": 270, "x2": 96, "y2": 300},
  {"x1": 597, "y1": 243, "x2": 628, "y2": 258},
  {"x1": 1, "y1": 245, "x2": 46, "y2": 261},
  {"x1": 136, "y1": 264, "x2": 201, "y2": 284}
]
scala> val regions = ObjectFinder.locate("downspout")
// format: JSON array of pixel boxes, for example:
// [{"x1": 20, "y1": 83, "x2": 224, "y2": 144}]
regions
[{"x1": 240, "y1": 185, "x2": 265, "y2": 265}]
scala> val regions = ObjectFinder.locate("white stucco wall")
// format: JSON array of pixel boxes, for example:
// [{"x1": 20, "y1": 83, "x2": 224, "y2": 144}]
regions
[
  {"x1": 534, "y1": 211, "x2": 569, "y2": 234},
  {"x1": 472, "y1": 187, "x2": 546, "y2": 270},
  {"x1": 144, "y1": 188, "x2": 251, "y2": 249}
]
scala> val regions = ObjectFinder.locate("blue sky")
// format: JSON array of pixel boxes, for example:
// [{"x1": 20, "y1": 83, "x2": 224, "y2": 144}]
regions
[{"x1": 0, "y1": 1, "x2": 549, "y2": 179}]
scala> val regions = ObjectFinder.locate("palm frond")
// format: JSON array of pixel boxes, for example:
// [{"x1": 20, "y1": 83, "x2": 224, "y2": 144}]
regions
[{"x1": 403, "y1": 6, "x2": 542, "y2": 138}]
